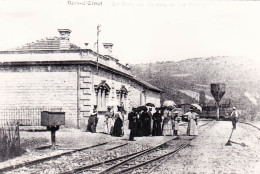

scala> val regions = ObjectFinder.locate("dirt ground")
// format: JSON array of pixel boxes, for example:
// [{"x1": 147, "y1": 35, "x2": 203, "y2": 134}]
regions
[
  {"x1": 0, "y1": 120, "x2": 259, "y2": 174},
  {"x1": 153, "y1": 121, "x2": 260, "y2": 174}
]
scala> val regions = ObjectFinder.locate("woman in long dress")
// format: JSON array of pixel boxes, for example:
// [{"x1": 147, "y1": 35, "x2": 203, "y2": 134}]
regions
[
  {"x1": 152, "y1": 108, "x2": 162, "y2": 136},
  {"x1": 112, "y1": 112, "x2": 123, "y2": 137},
  {"x1": 162, "y1": 108, "x2": 174, "y2": 136},
  {"x1": 173, "y1": 111, "x2": 181, "y2": 135},
  {"x1": 186, "y1": 108, "x2": 198, "y2": 136},
  {"x1": 104, "y1": 107, "x2": 114, "y2": 134},
  {"x1": 141, "y1": 107, "x2": 151, "y2": 136},
  {"x1": 87, "y1": 106, "x2": 98, "y2": 133},
  {"x1": 136, "y1": 110, "x2": 143, "y2": 137}
]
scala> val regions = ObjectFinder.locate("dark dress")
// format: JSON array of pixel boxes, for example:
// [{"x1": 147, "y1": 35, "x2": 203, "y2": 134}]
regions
[
  {"x1": 152, "y1": 112, "x2": 162, "y2": 136},
  {"x1": 141, "y1": 112, "x2": 151, "y2": 136},
  {"x1": 128, "y1": 111, "x2": 137, "y2": 140},
  {"x1": 112, "y1": 115, "x2": 123, "y2": 137},
  {"x1": 87, "y1": 112, "x2": 98, "y2": 133},
  {"x1": 136, "y1": 114, "x2": 142, "y2": 137}
]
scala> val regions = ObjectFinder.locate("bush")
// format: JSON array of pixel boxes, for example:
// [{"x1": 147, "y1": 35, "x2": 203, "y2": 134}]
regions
[{"x1": 0, "y1": 122, "x2": 22, "y2": 162}]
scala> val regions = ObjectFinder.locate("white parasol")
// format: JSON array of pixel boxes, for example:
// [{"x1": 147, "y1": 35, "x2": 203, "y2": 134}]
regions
[
  {"x1": 191, "y1": 104, "x2": 202, "y2": 112},
  {"x1": 172, "y1": 108, "x2": 184, "y2": 116},
  {"x1": 162, "y1": 100, "x2": 177, "y2": 108}
]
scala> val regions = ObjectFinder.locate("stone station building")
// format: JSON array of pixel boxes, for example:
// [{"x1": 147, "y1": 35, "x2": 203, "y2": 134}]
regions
[{"x1": 0, "y1": 29, "x2": 161, "y2": 129}]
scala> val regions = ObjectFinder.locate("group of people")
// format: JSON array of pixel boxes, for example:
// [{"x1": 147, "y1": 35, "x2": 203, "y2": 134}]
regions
[
  {"x1": 87, "y1": 104, "x2": 239, "y2": 141},
  {"x1": 128, "y1": 106, "x2": 200, "y2": 141},
  {"x1": 87, "y1": 105, "x2": 125, "y2": 137},
  {"x1": 103, "y1": 106, "x2": 125, "y2": 137},
  {"x1": 87, "y1": 104, "x2": 200, "y2": 141}
]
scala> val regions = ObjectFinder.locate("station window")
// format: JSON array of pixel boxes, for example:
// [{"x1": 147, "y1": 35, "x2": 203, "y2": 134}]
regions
[
  {"x1": 116, "y1": 85, "x2": 128, "y2": 111},
  {"x1": 95, "y1": 81, "x2": 110, "y2": 111}
]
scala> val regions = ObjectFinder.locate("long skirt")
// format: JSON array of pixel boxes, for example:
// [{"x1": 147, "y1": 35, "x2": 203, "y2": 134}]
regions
[
  {"x1": 152, "y1": 121, "x2": 162, "y2": 136},
  {"x1": 187, "y1": 119, "x2": 198, "y2": 136},
  {"x1": 112, "y1": 118, "x2": 123, "y2": 137},
  {"x1": 162, "y1": 119, "x2": 173, "y2": 136},
  {"x1": 104, "y1": 118, "x2": 114, "y2": 134},
  {"x1": 174, "y1": 121, "x2": 179, "y2": 131},
  {"x1": 87, "y1": 115, "x2": 98, "y2": 133},
  {"x1": 142, "y1": 120, "x2": 151, "y2": 136},
  {"x1": 136, "y1": 120, "x2": 142, "y2": 137}
]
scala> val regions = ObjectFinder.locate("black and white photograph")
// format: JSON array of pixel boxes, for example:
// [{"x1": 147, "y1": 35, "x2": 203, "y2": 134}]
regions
[{"x1": 0, "y1": 0, "x2": 259, "y2": 173}]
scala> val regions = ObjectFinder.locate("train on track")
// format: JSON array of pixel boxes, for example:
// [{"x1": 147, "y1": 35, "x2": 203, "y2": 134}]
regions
[{"x1": 178, "y1": 103, "x2": 233, "y2": 121}]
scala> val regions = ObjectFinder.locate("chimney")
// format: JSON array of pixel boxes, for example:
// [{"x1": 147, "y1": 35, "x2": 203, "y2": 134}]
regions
[
  {"x1": 58, "y1": 29, "x2": 71, "y2": 50},
  {"x1": 103, "y1": 43, "x2": 113, "y2": 56},
  {"x1": 84, "y1": 43, "x2": 89, "y2": 49}
]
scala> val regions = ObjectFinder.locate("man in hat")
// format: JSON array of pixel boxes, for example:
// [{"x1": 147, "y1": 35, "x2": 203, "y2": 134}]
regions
[
  {"x1": 230, "y1": 107, "x2": 238, "y2": 130},
  {"x1": 128, "y1": 107, "x2": 138, "y2": 141}
]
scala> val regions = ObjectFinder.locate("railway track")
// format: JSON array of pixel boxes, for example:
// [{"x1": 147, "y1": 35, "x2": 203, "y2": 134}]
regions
[
  {"x1": 0, "y1": 140, "x2": 127, "y2": 174},
  {"x1": 100, "y1": 121, "x2": 215, "y2": 174},
  {"x1": 1, "y1": 120, "x2": 214, "y2": 174},
  {"x1": 61, "y1": 137, "x2": 179, "y2": 174},
  {"x1": 62, "y1": 121, "x2": 215, "y2": 174},
  {"x1": 238, "y1": 121, "x2": 260, "y2": 131},
  {"x1": 238, "y1": 121, "x2": 260, "y2": 142}
]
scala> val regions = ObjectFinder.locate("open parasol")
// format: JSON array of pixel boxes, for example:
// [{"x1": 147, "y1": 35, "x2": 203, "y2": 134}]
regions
[
  {"x1": 146, "y1": 103, "x2": 155, "y2": 107},
  {"x1": 191, "y1": 104, "x2": 202, "y2": 112},
  {"x1": 162, "y1": 100, "x2": 177, "y2": 108},
  {"x1": 172, "y1": 108, "x2": 184, "y2": 116},
  {"x1": 137, "y1": 106, "x2": 147, "y2": 112}
]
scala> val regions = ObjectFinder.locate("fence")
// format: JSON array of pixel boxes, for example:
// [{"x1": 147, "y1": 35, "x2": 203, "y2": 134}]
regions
[
  {"x1": 0, "y1": 107, "x2": 62, "y2": 126},
  {"x1": 0, "y1": 122, "x2": 21, "y2": 161}
]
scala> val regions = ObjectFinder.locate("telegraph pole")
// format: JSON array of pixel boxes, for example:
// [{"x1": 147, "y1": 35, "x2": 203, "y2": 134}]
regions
[{"x1": 97, "y1": 24, "x2": 101, "y2": 74}]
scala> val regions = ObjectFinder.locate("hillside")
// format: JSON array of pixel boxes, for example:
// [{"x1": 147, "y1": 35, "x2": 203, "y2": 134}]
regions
[{"x1": 130, "y1": 56, "x2": 260, "y2": 116}]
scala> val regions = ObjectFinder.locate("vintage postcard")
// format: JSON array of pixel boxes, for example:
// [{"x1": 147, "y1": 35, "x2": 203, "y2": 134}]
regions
[{"x1": 0, "y1": 0, "x2": 259, "y2": 173}]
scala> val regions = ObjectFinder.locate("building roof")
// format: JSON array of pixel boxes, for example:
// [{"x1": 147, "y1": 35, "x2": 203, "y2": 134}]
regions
[
  {"x1": 10, "y1": 36, "x2": 80, "y2": 51},
  {"x1": 1, "y1": 29, "x2": 161, "y2": 93},
  {"x1": 133, "y1": 76, "x2": 162, "y2": 92}
]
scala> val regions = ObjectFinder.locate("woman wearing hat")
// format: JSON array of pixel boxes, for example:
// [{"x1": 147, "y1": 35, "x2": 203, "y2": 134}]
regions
[
  {"x1": 104, "y1": 106, "x2": 114, "y2": 135},
  {"x1": 173, "y1": 111, "x2": 181, "y2": 135},
  {"x1": 186, "y1": 107, "x2": 198, "y2": 136},
  {"x1": 136, "y1": 108, "x2": 143, "y2": 137},
  {"x1": 112, "y1": 107, "x2": 124, "y2": 137},
  {"x1": 230, "y1": 107, "x2": 238, "y2": 130},
  {"x1": 128, "y1": 107, "x2": 138, "y2": 141},
  {"x1": 87, "y1": 105, "x2": 98, "y2": 133},
  {"x1": 162, "y1": 108, "x2": 174, "y2": 136},
  {"x1": 152, "y1": 107, "x2": 162, "y2": 136},
  {"x1": 141, "y1": 106, "x2": 152, "y2": 136}
]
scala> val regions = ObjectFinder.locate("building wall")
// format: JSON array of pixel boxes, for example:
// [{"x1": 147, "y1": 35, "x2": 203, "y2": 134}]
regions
[
  {"x1": 146, "y1": 90, "x2": 161, "y2": 107},
  {"x1": 0, "y1": 61, "x2": 161, "y2": 129},
  {"x1": 0, "y1": 65, "x2": 78, "y2": 127},
  {"x1": 128, "y1": 81, "x2": 145, "y2": 107},
  {"x1": 77, "y1": 65, "x2": 161, "y2": 130}
]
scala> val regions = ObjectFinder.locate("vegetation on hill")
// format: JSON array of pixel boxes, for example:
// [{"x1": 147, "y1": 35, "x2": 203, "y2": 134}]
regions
[{"x1": 131, "y1": 56, "x2": 260, "y2": 119}]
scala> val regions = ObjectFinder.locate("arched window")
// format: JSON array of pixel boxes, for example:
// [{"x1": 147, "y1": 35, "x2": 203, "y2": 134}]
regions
[
  {"x1": 116, "y1": 85, "x2": 128, "y2": 110},
  {"x1": 94, "y1": 81, "x2": 110, "y2": 110}
]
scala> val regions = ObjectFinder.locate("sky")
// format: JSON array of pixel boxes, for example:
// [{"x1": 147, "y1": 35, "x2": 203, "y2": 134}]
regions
[{"x1": 0, "y1": 0, "x2": 260, "y2": 64}]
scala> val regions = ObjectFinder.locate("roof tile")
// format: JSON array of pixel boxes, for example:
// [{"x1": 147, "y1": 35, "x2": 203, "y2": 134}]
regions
[{"x1": 11, "y1": 36, "x2": 80, "y2": 50}]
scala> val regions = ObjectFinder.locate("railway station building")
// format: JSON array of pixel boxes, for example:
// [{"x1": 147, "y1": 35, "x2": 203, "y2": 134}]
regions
[{"x1": 0, "y1": 29, "x2": 161, "y2": 128}]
